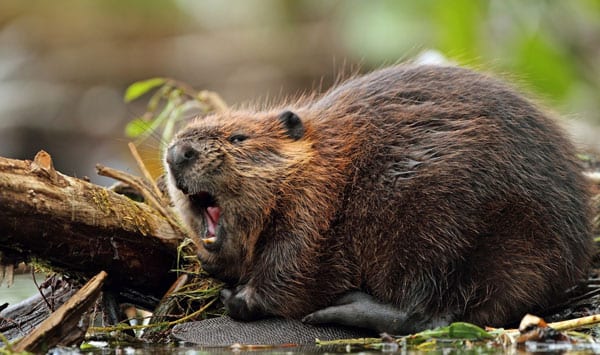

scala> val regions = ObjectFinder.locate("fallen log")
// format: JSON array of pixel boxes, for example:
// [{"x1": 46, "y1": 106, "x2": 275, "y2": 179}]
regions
[{"x1": 0, "y1": 151, "x2": 185, "y2": 308}]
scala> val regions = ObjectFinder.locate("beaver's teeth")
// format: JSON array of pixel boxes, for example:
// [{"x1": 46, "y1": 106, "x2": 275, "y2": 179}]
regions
[{"x1": 202, "y1": 236, "x2": 217, "y2": 244}]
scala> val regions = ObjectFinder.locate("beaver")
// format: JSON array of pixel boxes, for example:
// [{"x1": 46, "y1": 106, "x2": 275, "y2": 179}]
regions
[{"x1": 165, "y1": 64, "x2": 592, "y2": 334}]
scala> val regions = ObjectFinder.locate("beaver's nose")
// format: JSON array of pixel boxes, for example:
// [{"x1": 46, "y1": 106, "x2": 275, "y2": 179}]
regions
[{"x1": 166, "y1": 142, "x2": 198, "y2": 169}]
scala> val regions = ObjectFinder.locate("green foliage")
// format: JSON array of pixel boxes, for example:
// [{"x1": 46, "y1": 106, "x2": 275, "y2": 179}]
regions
[
  {"x1": 432, "y1": 0, "x2": 484, "y2": 60},
  {"x1": 317, "y1": 321, "x2": 496, "y2": 351},
  {"x1": 338, "y1": 0, "x2": 600, "y2": 121},
  {"x1": 124, "y1": 118, "x2": 150, "y2": 138},
  {"x1": 0, "y1": 332, "x2": 31, "y2": 355},
  {"x1": 410, "y1": 322, "x2": 494, "y2": 342},
  {"x1": 124, "y1": 78, "x2": 166, "y2": 103},
  {"x1": 123, "y1": 79, "x2": 226, "y2": 152},
  {"x1": 511, "y1": 34, "x2": 574, "y2": 100}
]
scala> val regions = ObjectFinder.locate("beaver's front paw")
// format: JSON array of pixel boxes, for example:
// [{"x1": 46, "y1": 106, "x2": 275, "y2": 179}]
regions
[
  {"x1": 197, "y1": 251, "x2": 240, "y2": 284},
  {"x1": 221, "y1": 286, "x2": 266, "y2": 321},
  {"x1": 197, "y1": 251, "x2": 221, "y2": 275}
]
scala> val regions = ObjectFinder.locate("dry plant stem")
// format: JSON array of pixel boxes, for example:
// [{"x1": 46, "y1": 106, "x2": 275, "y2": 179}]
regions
[
  {"x1": 128, "y1": 142, "x2": 164, "y2": 201},
  {"x1": 88, "y1": 297, "x2": 218, "y2": 334},
  {"x1": 480, "y1": 313, "x2": 600, "y2": 339},
  {"x1": 198, "y1": 90, "x2": 227, "y2": 112},
  {"x1": 12, "y1": 271, "x2": 107, "y2": 353},
  {"x1": 96, "y1": 164, "x2": 169, "y2": 221},
  {"x1": 171, "y1": 298, "x2": 219, "y2": 324},
  {"x1": 31, "y1": 268, "x2": 53, "y2": 312},
  {"x1": 548, "y1": 314, "x2": 600, "y2": 331},
  {"x1": 141, "y1": 273, "x2": 189, "y2": 341},
  {"x1": 315, "y1": 338, "x2": 382, "y2": 346},
  {"x1": 96, "y1": 164, "x2": 184, "y2": 238},
  {"x1": 316, "y1": 313, "x2": 600, "y2": 347}
]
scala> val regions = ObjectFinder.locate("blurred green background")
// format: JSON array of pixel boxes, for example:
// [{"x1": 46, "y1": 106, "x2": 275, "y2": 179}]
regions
[{"x1": 0, "y1": 0, "x2": 598, "y2": 184}]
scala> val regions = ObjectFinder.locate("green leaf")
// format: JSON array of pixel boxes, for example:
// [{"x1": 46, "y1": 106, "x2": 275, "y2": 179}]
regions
[
  {"x1": 80, "y1": 342, "x2": 99, "y2": 350},
  {"x1": 416, "y1": 322, "x2": 494, "y2": 341},
  {"x1": 147, "y1": 84, "x2": 172, "y2": 112},
  {"x1": 125, "y1": 100, "x2": 176, "y2": 140},
  {"x1": 124, "y1": 78, "x2": 166, "y2": 102},
  {"x1": 125, "y1": 118, "x2": 151, "y2": 138}
]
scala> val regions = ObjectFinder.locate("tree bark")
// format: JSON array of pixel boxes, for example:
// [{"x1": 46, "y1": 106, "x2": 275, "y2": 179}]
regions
[{"x1": 0, "y1": 151, "x2": 185, "y2": 308}]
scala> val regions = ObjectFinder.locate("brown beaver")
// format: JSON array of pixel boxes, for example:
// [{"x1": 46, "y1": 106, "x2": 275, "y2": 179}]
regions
[{"x1": 165, "y1": 64, "x2": 592, "y2": 334}]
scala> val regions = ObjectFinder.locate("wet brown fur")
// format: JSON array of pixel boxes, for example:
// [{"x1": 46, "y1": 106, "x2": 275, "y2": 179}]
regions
[{"x1": 166, "y1": 64, "x2": 592, "y2": 328}]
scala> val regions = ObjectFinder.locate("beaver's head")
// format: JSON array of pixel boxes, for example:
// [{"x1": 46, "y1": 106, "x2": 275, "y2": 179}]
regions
[{"x1": 165, "y1": 109, "x2": 308, "y2": 283}]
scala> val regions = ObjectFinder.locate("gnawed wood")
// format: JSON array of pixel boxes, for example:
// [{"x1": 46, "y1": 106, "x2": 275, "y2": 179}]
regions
[
  {"x1": 0, "y1": 152, "x2": 186, "y2": 307},
  {"x1": 12, "y1": 271, "x2": 107, "y2": 353},
  {"x1": 0, "y1": 275, "x2": 75, "y2": 341}
]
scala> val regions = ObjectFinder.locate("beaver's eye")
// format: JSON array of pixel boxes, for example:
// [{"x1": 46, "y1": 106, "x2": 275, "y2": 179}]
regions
[{"x1": 228, "y1": 134, "x2": 248, "y2": 144}]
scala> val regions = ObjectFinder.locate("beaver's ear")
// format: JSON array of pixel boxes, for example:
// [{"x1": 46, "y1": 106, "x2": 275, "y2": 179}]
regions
[{"x1": 278, "y1": 110, "x2": 304, "y2": 140}]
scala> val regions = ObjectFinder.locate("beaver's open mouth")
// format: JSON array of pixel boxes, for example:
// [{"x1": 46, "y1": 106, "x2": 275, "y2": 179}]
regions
[{"x1": 189, "y1": 192, "x2": 222, "y2": 248}]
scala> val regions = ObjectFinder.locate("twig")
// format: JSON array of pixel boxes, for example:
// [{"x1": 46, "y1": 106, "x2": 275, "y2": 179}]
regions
[
  {"x1": 96, "y1": 165, "x2": 164, "y2": 216},
  {"x1": 96, "y1": 164, "x2": 186, "y2": 240},
  {"x1": 548, "y1": 314, "x2": 600, "y2": 331},
  {"x1": 128, "y1": 142, "x2": 164, "y2": 201},
  {"x1": 31, "y1": 269, "x2": 53, "y2": 313},
  {"x1": 315, "y1": 337, "x2": 382, "y2": 346},
  {"x1": 88, "y1": 297, "x2": 218, "y2": 333},
  {"x1": 584, "y1": 171, "x2": 600, "y2": 185},
  {"x1": 172, "y1": 297, "x2": 218, "y2": 325},
  {"x1": 198, "y1": 90, "x2": 227, "y2": 113}
]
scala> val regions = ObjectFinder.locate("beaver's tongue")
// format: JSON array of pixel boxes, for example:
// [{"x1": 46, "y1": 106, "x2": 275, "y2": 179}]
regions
[{"x1": 204, "y1": 206, "x2": 221, "y2": 237}]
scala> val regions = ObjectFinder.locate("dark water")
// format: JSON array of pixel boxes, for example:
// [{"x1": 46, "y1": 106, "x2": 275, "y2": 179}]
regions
[
  {"x1": 42, "y1": 339, "x2": 600, "y2": 355},
  {"x1": 48, "y1": 343, "x2": 389, "y2": 354}
]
